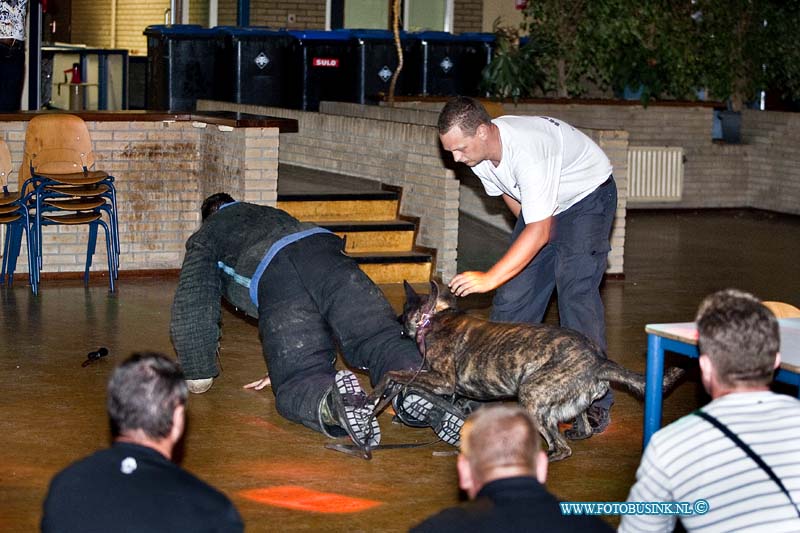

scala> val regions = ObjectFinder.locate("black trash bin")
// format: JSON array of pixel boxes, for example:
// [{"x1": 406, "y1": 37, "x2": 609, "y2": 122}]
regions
[
  {"x1": 350, "y1": 29, "x2": 419, "y2": 104},
  {"x1": 144, "y1": 25, "x2": 220, "y2": 111},
  {"x1": 128, "y1": 55, "x2": 148, "y2": 110},
  {"x1": 214, "y1": 27, "x2": 294, "y2": 107},
  {"x1": 287, "y1": 30, "x2": 357, "y2": 111},
  {"x1": 414, "y1": 31, "x2": 494, "y2": 97}
]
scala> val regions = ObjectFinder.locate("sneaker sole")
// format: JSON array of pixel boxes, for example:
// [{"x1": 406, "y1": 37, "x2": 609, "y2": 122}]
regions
[
  {"x1": 186, "y1": 378, "x2": 213, "y2": 394},
  {"x1": 335, "y1": 371, "x2": 381, "y2": 448},
  {"x1": 402, "y1": 392, "x2": 464, "y2": 447}
]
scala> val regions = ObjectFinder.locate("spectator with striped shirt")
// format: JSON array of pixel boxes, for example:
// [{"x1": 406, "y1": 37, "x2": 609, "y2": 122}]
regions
[{"x1": 619, "y1": 289, "x2": 800, "y2": 532}]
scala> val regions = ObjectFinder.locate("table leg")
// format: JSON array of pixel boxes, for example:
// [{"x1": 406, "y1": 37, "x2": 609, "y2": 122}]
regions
[{"x1": 643, "y1": 333, "x2": 665, "y2": 448}]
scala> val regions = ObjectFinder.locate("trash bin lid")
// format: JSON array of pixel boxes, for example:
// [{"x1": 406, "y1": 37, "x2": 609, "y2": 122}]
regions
[
  {"x1": 144, "y1": 24, "x2": 219, "y2": 38},
  {"x1": 414, "y1": 31, "x2": 455, "y2": 41},
  {"x1": 287, "y1": 29, "x2": 353, "y2": 41},
  {"x1": 350, "y1": 29, "x2": 415, "y2": 41},
  {"x1": 457, "y1": 32, "x2": 495, "y2": 43},
  {"x1": 216, "y1": 26, "x2": 287, "y2": 38}
]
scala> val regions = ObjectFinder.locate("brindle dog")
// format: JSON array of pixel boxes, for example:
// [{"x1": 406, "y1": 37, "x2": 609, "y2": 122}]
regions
[{"x1": 370, "y1": 281, "x2": 684, "y2": 461}]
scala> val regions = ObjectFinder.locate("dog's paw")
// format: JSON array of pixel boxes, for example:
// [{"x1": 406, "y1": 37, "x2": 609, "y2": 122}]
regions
[
  {"x1": 564, "y1": 426, "x2": 593, "y2": 441},
  {"x1": 547, "y1": 447, "x2": 573, "y2": 462}
]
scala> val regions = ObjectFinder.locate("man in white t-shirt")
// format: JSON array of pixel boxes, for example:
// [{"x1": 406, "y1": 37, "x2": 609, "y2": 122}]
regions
[{"x1": 438, "y1": 96, "x2": 617, "y2": 433}]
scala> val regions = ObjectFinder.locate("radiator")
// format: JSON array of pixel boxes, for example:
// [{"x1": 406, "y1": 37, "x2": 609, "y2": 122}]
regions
[{"x1": 627, "y1": 147, "x2": 684, "y2": 202}]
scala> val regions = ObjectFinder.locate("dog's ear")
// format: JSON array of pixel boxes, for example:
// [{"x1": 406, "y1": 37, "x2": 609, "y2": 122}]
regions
[
  {"x1": 438, "y1": 285, "x2": 458, "y2": 311},
  {"x1": 429, "y1": 280, "x2": 439, "y2": 295},
  {"x1": 422, "y1": 281, "x2": 439, "y2": 315},
  {"x1": 403, "y1": 280, "x2": 420, "y2": 308}
]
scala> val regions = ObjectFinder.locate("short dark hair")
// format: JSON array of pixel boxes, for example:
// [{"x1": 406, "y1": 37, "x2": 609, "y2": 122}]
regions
[
  {"x1": 696, "y1": 289, "x2": 780, "y2": 387},
  {"x1": 201, "y1": 192, "x2": 235, "y2": 221},
  {"x1": 437, "y1": 96, "x2": 493, "y2": 136},
  {"x1": 107, "y1": 352, "x2": 188, "y2": 439},
  {"x1": 461, "y1": 404, "x2": 540, "y2": 485}
]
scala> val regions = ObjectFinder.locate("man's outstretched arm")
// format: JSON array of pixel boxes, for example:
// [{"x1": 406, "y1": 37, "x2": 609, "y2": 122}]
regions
[
  {"x1": 449, "y1": 216, "x2": 551, "y2": 296},
  {"x1": 170, "y1": 241, "x2": 223, "y2": 379}
]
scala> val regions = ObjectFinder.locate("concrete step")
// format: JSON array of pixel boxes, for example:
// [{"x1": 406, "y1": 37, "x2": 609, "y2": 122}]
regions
[
  {"x1": 317, "y1": 220, "x2": 416, "y2": 253},
  {"x1": 277, "y1": 191, "x2": 399, "y2": 222},
  {"x1": 349, "y1": 251, "x2": 433, "y2": 284},
  {"x1": 276, "y1": 184, "x2": 433, "y2": 284}
]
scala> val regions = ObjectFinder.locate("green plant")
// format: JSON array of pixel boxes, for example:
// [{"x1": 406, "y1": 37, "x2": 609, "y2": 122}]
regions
[
  {"x1": 694, "y1": 0, "x2": 800, "y2": 110},
  {"x1": 479, "y1": 0, "x2": 800, "y2": 108},
  {"x1": 586, "y1": 0, "x2": 703, "y2": 104},
  {"x1": 481, "y1": 20, "x2": 548, "y2": 101},
  {"x1": 520, "y1": 1, "x2": 590, "y2": 97}
]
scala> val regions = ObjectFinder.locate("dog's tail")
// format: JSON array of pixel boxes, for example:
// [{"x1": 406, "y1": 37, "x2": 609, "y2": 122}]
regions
[{"x1": 598, "y1": 360, "x2": 685, "y2": 399}]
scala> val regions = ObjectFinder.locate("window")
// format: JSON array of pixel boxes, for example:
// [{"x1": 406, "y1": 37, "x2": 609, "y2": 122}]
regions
[{"x1": 327, "y1": 0, "x2": 452, "y2": 31}]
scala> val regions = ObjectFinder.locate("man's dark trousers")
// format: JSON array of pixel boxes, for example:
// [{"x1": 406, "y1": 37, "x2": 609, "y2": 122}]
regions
[{"x1": 258, "y1": 233, "x2": 421, "y2": 433}]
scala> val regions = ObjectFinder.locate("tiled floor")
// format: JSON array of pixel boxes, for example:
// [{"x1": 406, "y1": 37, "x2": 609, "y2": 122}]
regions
[{"x1": 2, "y1": 195, "x2": 798, "y2": 530}]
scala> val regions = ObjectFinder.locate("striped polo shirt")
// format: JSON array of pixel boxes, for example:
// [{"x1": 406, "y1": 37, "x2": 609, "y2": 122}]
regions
[{"x1": 619, "y1": 391, "x2": 800, "y2": 532}]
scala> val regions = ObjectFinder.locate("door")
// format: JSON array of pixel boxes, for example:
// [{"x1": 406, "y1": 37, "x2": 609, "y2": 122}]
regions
[{"x1": 43, "y1": 0, "x2": 71, "y2": 44}]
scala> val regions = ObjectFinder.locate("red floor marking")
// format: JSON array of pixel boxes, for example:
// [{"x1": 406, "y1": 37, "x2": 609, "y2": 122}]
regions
[
  {"x1": 236, "y1": 414, "x2": 286, "y2": 433},
  {"x1": 238, "y1": 485, "x2": 383, "y2": 513}
]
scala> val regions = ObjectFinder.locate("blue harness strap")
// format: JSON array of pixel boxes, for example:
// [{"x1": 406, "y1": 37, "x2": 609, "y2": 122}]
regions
[{"x1": 248, "y1": 227, "x2": 332, "y2": 304}]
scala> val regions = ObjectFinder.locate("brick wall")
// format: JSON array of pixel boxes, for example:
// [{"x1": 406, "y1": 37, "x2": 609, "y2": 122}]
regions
[
  {"x1": 500, "y1": 103, "x2": 800, "y2": 214},
  {"x1": 496, "y1": 102, "x2": 735, "y2": 211},
  {"x1": 453, "y1": 0, "x2": 483, "y2": 33},
  {"x1": 189, "y1": 1, "x2": 210, "y2": 26},
  {"x1": 323, "y1": 101, "x2": 628, "y2": 274},
  {"x1": 71, "y1": 0, "x2": 168, "y2": 54},
  {"x1": 251, "y1": 0, "x2": 327, "y2": 29},
  {"x1": 217, "y1": 0, "x2": 237, "y2": 25},
  {"x1": 0, "y1": 119, "x2": 281, "y2": 276},
  {"x1": 197, "y1": 99, "x2": 461, "y2": 280},
  {"x1": 742, "y1": 110, "x2": 800, "y2": 214}
]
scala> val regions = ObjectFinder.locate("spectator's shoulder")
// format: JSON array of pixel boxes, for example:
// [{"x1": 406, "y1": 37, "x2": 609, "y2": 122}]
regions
[{"x1": 409, "y1": 505, "x2": 475, "y2": 533}]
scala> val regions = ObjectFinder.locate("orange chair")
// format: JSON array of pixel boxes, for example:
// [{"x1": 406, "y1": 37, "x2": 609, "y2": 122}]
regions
[
  {"x1": 763, "y1": 301, "x2": 800, "y2": 319},
  {"x1": 20, "y1": 114, "x2": 118, "y2": 291},
  {"x1": 0, "y1": 139, "x2": 36, "y2": 292}
]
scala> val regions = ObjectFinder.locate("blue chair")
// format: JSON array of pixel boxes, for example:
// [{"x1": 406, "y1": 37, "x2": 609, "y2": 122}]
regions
[
  {"x1": 0, "y1": 140, "x2": 36, "y2": 293},
  {"x1": 21, "y1": 114, "x2": 118, "y2": 292}
]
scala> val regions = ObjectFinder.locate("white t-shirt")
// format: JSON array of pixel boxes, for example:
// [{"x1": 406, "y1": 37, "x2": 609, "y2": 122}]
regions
[{"x1": 471, "y1": 116, "x2": 612, "y2": 223}]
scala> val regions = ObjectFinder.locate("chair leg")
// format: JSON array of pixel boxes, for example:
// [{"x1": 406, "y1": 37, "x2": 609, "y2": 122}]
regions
[
  {"x1": 100, "y1": 204, "x2": 119, "y2": 281},
  {"x1": 85, "y1": 221, "x2": 99, "y2": 287},
  {"x1": 28, "y1": 217, "x2": 40, "y2": 289},
  {"x1": 23, "y1": 221, "x2": 37, "y2": 294},
  {"x1": 35, "y1": 193, "x2": 44, "y2": 273},
  {"x1": 1, "y1": 223, "x2": 26, "y2": 287},
  {"x1": 1, "y1": 225, "x2": 10, "y2": 285},
  {"x1": 109, "y1": 188, "x2": 120, "y2": 278},
  {"x1": 98, "y1": 219, "x2": 115, "y2": 292},
  {"x1": 6, "y1": 224, "x2": 22, "y2": 287},
  {"x1": 84, "y1": 220, "x2": 115, "y2": 292}
]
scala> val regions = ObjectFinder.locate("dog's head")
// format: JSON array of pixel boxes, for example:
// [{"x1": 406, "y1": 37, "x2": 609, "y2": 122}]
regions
[{"x1": 401, "y1": 280, "x2": 457, "y2": 338}]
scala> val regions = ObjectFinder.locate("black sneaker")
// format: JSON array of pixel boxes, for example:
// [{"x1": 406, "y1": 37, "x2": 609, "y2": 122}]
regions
[
  {"x1": 586, "y1": 404, "x2": 611, "y2": 434},
  {"x1": 391, "y1": 391, "x2": 428, "y2": 428},
  {"x1": 398, "y1": 388, "x2": 466, "y2": 446},
  {"x1": 331, "y1": 370, "x2": 381, "y2": 448}
]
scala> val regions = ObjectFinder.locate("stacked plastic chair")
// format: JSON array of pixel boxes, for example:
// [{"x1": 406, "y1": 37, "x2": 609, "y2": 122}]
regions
[
  {"x1": 763, "y1": 301, "x2": 800, "y2": 319},
  {"x1": 20, "y1": 114, "x2": 119, "y2": 292},
  {"x1": 0, "y1": 139, "x2": 36, "y2": 293}
]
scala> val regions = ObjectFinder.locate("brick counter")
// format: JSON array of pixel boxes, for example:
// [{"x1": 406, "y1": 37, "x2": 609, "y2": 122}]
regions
[{"x1": 0, "y1": 111, "x2": 297, "y2": 278}]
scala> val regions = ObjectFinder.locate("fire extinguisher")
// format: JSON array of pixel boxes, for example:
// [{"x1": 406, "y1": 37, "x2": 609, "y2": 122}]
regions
[{"x1": 65, "y1": 63, "x2": 82, "y2": 85}]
